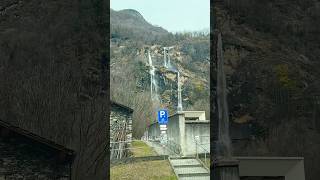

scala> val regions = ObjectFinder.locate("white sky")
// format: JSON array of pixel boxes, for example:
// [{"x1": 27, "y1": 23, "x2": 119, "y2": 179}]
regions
[{"x1": 111, "y1": 0, "x2": 210, "y2": 33}]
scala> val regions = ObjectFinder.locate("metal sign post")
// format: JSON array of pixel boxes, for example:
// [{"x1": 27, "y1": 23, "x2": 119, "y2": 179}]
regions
[{"x1": 158, "y1": 110, "x2": 168, "y2": 157}]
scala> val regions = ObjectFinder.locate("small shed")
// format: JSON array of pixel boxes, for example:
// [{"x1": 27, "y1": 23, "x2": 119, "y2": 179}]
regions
[
  {"x1": 110, "y1": 101, "x2": 133, "y2": 160},
  {"x1": 0, "y1": 120, "x2": 75, "y2": 179}
]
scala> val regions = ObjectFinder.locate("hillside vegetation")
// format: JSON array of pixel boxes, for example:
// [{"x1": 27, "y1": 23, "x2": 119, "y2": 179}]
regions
[{"x1": 110, "y1": 9, "x2": 210, "y2": 137}]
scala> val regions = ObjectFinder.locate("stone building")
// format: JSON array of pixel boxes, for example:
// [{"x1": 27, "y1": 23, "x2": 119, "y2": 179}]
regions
[
  {"x1": 0, "y1": 120, "x2": 75, "y2": 180},
  {"x1": 110, "y1": 101, "x2": 133, "y2": 160}
]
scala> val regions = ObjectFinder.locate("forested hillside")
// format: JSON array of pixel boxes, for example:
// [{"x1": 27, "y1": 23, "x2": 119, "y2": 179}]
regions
[
  {"x1": 110, "y1": 9, "x2": 210, "y2": 137},
  {"x1": 213, "y1": 1, "x2": 320, "y2": 179}
]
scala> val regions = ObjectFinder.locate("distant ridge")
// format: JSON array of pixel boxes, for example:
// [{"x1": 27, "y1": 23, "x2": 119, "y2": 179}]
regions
[{"x1": 110, "y1": 8, "x2": 169, "y2": 38}]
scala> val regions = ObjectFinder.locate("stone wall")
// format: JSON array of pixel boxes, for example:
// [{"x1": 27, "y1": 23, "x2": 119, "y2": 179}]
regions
[
  {"x1": 0, "y1": 137, "x2": 70, "y2": 180},
  {"x1": 110, "y1": 104, "x2": 133, "y2": 160}
]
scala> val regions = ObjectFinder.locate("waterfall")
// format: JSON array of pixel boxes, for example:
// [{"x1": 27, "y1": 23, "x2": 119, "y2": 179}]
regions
[
  {"x1": 167, "y1": 49, "x2": 171, "y2": 68},
  {"x1": 148, "y1": 50, "x2": 160, "y2": 103},
  {"x1": 162, "y1": 46, "x2": 182, "y2": 112},
  {"x1": 149, "y1": 47, "x2": 183, "y2": 113},
  {"x1": 216, "y1": 32, "x2": 232, "y2": 158},
  {"x1": 163, "y1": 47, "x2": 173, "y2": 69},
  {"x1": 177, "y1": 71, "x2": 183, "y2": 111},
  {"x1": 163, "y1": 47, "x2": 167, "y2": 68}
]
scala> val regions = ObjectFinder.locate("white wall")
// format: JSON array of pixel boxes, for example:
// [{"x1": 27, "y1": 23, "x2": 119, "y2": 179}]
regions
[
  {"x1": 185, "y1": 122, "x2": 210, "y2": 155},
  {"x1": 182, "y1": 111, "x2": 206, "y2": 120}
]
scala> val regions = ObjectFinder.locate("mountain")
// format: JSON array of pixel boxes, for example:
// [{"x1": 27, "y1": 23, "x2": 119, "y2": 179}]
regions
[
  {"x1": 110, "y1": 9, "x2": 210, "y2": 137},
  {"x1": 111, "y1": 9, "x2": 169, "y2": 40}
]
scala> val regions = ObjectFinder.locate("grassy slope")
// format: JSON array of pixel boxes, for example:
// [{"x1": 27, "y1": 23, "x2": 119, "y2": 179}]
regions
[
  {"x1": 111, "y1": 160, "x2": 177, "y2": 180},
  {"x1": 111, "y1": 141, "x2": 177, "y2": 179},
  {"x1": 131, "y1": 140, "x2": 157, "y2": 157}
]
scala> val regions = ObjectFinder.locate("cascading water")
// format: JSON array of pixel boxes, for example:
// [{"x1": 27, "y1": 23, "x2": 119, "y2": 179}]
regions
[
  {"x1": 163, "y1": 47, "x2": 168, "y2": 68},
  {"x1": 148, "y1": 50, "x2": 160, "y2": 103},
  {"x1": 148, "y1": 47, "x2": 183, "y2": 113},
  {"x1": 163, "y1": 47, "x2": 173, "y2": 69},
  {"x1": 177, "y1": 71, "x2": 183, "y2": 111},
  {"x1": 167, "y1": 50, "x2": 171, "y2": 68}
]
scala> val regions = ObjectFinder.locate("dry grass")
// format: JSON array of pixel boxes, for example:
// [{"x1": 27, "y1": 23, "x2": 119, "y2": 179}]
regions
[
  {"x1": 200, "y1": 157, "x2": 210, "y2": 168},
  {"x1": 130, "y1": 140, "x2": 157, "y2": 157},
  {"x1": 110, "y1": 160, "x2": 177, "y2": 180}
]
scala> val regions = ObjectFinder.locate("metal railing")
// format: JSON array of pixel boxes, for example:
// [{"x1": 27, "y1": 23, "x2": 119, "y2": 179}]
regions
[
  {"x1": 194, "y1": 135, "x2": 210, "y2": 169},
  {"x1": 167, "y1": 139, "x2": 182, "y2": 156},
  {"x1": 110, "y1": 140, "x2": 145, "y2": 160}
]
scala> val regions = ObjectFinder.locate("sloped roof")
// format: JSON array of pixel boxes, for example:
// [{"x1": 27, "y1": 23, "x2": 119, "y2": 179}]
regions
[
  {"x1": 111, "y1": 101, "x2": 134, "y2": 113},
  {"x1": 0, "y1": 119, "x2": 75, "y2": 159}
]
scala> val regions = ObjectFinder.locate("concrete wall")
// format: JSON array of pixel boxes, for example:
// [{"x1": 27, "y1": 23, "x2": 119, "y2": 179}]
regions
[
  {"x1": 182, "y1": 111, "x2": 206, "y2": 121},
  {"x1": 236, "y1": 157, "x2": 305, "y2": 180},
  {"x1": 147, "y1": 114, "x2": 183, "y2": 154},
  {"x1": 167, "y1": 114, "x2": 182, "y2": 149},
  {"x1": 147, "y1": 111, "x2": 210, "y2": 156},
  {"x1": 185, "y1": 121, "x2": 210, "y2": 155},
  {"x1": 147, "y1": 122, "x2": 160, "y2": 140}
]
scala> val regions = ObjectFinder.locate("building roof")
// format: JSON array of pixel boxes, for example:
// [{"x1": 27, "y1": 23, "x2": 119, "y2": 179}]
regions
[
  {"x1": 0, "y1": 119, "x2": 75, "y2": 159},
  {"x1": 111, "y1": 101, "x2": 134, "y2": 113}
]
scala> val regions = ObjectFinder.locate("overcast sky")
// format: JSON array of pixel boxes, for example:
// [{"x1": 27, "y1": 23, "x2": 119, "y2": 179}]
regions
[{"x1": 111, "y1": 0, "x2": 210, "y2": 33}]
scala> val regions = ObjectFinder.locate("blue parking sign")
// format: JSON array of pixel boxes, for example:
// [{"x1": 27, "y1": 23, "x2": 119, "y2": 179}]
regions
[{"x1": 158, "y1": 109, "x2": 168, "y2": 124}]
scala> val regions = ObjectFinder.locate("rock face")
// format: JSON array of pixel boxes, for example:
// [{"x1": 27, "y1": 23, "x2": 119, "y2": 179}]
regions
[
  {"x1": 137, "y1": 45, "x2": 210, "y2": 114},
  {"x1": 213, "y1": 1, "x2": 320, "y2": 180}
]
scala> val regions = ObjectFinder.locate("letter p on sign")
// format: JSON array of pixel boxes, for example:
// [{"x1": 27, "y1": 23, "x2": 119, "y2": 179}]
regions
[
  {"x1": 158, "y1": 109, "x2": 168, "y2": 124},
  {"x1": 160, "y1": 111, "x2": 165, "y2": 117}
]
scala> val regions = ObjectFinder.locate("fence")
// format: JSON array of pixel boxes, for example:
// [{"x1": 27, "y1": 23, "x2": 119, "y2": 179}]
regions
[
  {"x1": 110, "y1": 141, "x2": 129, "y2": 160},
  {"x1": 167, "y1": 139, "x2": 182, "y2": 156},
  {"x1": 110, "y1": 140, "x2": 148, "y2": 161},
  {"x1": 195, "y1": 135, "x2": 210, "y2": 169}
]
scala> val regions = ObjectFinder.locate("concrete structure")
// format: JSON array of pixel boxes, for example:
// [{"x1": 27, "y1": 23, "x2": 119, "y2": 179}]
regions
[
  {"x1": 147, "y1": 111, "x2": 210, "y2": 156},
  {"x1": 183, "y1": 111, "x2": 206, "y2": 121},
  {"x1": 110, "y1": 101, "x2": 133, "y2": 160},
  {"x1": 236, "y1": 157, "x2": 305, "y2": 180},
  {"x1": 0, "y1": 120, "x2": 75, "y2": 179},
  {"x1": 169, "y1": 157, "x2": 210, "y2": 180}
]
